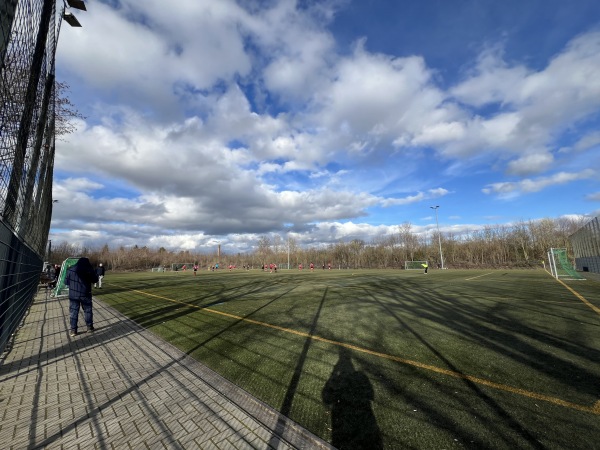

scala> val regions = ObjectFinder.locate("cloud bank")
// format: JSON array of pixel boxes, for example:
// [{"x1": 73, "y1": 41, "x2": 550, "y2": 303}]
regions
[{"x1": 51, "y1": 1, "x2": 600, "y2": 252}]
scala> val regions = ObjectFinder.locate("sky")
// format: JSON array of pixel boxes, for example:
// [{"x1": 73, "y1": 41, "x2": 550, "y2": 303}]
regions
[{"x1": 50, "y1": 0, "x2": 600, "y2": 254}]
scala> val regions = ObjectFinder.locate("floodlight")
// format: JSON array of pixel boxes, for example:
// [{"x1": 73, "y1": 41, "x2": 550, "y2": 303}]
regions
[
  {"x1": 63, "y1": 11, "x2": 82, "y2": 27},
  {"x1": 66, "y1": 0, "x2": 87, "y2": 11}
]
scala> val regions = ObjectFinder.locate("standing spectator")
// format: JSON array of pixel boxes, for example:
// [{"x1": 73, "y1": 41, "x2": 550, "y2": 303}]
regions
[
  {"x1": 193, "y1": 264, "x2": 198, "y2": 276},
  {"x1": 94, "y1": 263, "x2": 105, "y2": 288},
  {"x1": 47, "y1": 264, "x2": 57, "y2": 287},
  {"x1": 66, "y1": 258, "x2": 98, "y2": 336}
]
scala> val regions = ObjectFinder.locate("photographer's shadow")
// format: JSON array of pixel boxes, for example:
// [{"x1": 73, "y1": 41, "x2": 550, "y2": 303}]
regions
[{"x1": 322, "y1": 347, "x2": 383, "y2": 449}]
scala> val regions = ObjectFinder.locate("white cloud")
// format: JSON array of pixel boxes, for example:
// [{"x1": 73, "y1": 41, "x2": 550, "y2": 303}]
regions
[
  {"x1": 56, "y1": 177, "x2": 104, "y2": 193},
  {"x1": 61, "y1": 1, "x2": 252, "y2": 91},
  {"x1": 48, "y1": 2, "x2": 600, "y2": 252},
  {"x1": 315, "y1": 43, "x2": 450, "y2": 143},
  {"x1": 482, "y1": 170, "x2": 595, "y2": 197},
  {"x1": 451, "y1": 45, "x2": 531, "y2": 107},
  {"x1": 559, "y1": 131, "x2": 600, "y2": 153},
  {"x1": 380, "y1": 188, "x2": 449, "y2": 207},
  {"x1": 436, "y1": 31, "x2": 600, "y2": 170},
  {"x1": 412, "y1": 121, "x2": 466, "y2": 146},
  {"x1": 506, "y1": 152, "x2": 554, "y2": 176}
]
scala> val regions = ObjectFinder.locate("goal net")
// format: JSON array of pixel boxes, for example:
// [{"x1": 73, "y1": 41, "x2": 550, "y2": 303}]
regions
[
  {"x1": 151, "y1": 267, "x2": 166, "y2": 272},
  {"x1": 547, "y1": 248, "x2": 585, "y2": 280},
  {"x1": 405, "y1": 260, "x2": 428, "y2": 270},
  {"x1": 52, "y1": 257, "x2": 81, "y2": 297}
]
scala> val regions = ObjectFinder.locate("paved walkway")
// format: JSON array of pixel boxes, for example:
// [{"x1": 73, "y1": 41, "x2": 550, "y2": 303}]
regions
[{"x1": 0, "y1": 291, "x2": 334, "y2": 449}]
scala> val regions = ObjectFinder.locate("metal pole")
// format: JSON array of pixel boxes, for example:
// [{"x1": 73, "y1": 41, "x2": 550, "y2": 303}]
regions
[{"x1": 430, "y1": 206, "x2": 445, "y2": 269}]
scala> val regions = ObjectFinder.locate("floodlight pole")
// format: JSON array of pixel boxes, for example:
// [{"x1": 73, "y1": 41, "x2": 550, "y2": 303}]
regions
[
  {"x1": 287, "y1": 235, "x2": 290, "y2": 270},
  {"x1": 430, "y1": 206, "x2": 445, "y2": 269},
  {"x1": 57, "y1": 0, "x2": 86, "y2": 43}
]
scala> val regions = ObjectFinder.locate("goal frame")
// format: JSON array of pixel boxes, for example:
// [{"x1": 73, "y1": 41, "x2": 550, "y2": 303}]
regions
[
  {"x1": 547, "y1": 248, "x2": 584, "y2": 280},
  {"x1": 52, "y1": 257, "x2": 81, "y2": 297}
]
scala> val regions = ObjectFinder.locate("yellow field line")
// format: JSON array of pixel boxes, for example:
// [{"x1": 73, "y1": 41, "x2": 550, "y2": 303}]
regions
[
  {"x1": 465, "y1": 272, "x2": 494, "y2": 281},
  {"x1": 534, "y1": 300, "x2": 588, "y2": 305},
  {"x1": 128, "y1": 288, "x2": 599, "y2": 415},
  {"x1": 552, "y1": 278, "x2": 600, "y2": 316}
]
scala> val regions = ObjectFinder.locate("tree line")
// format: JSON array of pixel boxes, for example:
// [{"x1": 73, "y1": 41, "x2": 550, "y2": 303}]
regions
[{"x1": 47, "y1": 217, "x2": 585, "y2": 272}]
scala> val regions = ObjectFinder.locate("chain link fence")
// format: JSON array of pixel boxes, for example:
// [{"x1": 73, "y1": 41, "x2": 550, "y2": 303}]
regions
[{"x1": 1, "y1": 0, "x2": 57, "y2": 354}]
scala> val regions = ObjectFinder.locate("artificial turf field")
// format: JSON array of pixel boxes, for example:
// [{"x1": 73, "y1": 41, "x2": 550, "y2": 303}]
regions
[{"x1": 96, "y1": 268, "x2": 600, "y2": 449}]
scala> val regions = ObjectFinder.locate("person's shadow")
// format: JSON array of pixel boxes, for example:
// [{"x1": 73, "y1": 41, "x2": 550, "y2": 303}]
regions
[{"x1": 322, "y1": 347, "x2": 383, "y2": 449}]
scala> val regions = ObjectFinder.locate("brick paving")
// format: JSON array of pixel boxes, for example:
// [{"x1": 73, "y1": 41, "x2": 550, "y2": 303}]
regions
[{"x1": 0, "y1": 291, "x2": 334, "y2": 450}]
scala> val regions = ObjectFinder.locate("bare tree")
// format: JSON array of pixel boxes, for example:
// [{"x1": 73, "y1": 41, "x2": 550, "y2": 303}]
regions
[
  {"x1": 55, "y1": 81, "x2": 86, "y2": 137},
  {"x1": 1, "y1": 57, "x2": 84, "y2": 138},
  {"x1": 45, "y1": 216, "x2": 586, "y2": 271},
  {"x1": 257, "y1": 236, "x2": 271, "y2": 265}
]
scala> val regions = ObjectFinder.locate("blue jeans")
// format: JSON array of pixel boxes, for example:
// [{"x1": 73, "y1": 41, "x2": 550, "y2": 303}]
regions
[{"x1": 69, "y1": 297, "x2": 93, "y2": 331}]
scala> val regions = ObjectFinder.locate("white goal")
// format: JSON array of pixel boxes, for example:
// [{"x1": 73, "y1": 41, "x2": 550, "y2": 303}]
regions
[
  {"x1": 547, "y1": 248, "x2": 584, "y2": 280},
  {"x1": 405, "y1": 260, "x2": 428, "y2": 270}
]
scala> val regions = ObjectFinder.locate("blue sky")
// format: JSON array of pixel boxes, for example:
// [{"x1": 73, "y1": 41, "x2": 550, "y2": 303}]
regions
[{"x1": 50, "y1": 0, "x2": 600, "y2": 253}]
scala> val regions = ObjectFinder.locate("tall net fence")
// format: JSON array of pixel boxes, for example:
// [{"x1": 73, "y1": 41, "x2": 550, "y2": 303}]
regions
[
  {"x1": 1, "y1": 0, "x2": 57, "y2": 354},
  {"x1": 570, "y1": 216, "x2": 600, "y2": 274}
]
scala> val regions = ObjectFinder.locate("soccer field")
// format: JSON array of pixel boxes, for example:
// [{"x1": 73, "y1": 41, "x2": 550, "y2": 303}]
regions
[{"x1": 97, "y1": 268, "x2": 600, "y2": 449}]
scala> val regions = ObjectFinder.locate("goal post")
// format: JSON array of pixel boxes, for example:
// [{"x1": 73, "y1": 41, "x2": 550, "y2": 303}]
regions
[
  {"x1": 547, "y1": 248, "x2": 584, "y2": 280},
  {"x1": 405, "y1": 260, "x2": 428, "y2": 270}
]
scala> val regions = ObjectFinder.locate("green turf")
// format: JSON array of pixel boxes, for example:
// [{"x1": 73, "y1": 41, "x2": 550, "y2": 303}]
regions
[{"x1": 96, "y1": 269, "x2": 600, "y2": 449}]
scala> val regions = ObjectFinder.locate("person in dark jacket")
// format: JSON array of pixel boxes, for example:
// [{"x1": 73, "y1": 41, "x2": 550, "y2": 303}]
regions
[{"x1": 65, "y1": 257, "x2": 98, "y2": 336}]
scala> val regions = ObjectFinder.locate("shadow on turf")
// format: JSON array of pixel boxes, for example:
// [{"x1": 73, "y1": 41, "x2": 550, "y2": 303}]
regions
[
  {"x1": 360, "y1": 275, "x2": 599, "y2": 448},
  {"x1": 97, "y1": 271, "x2": 600, "y2": 448},
  {"x1": 102, "y1": 277, "x2": 295, "y2": 330},
  {"x1": 322, "y1": 346, "x2": 383, "y2": 450}
]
